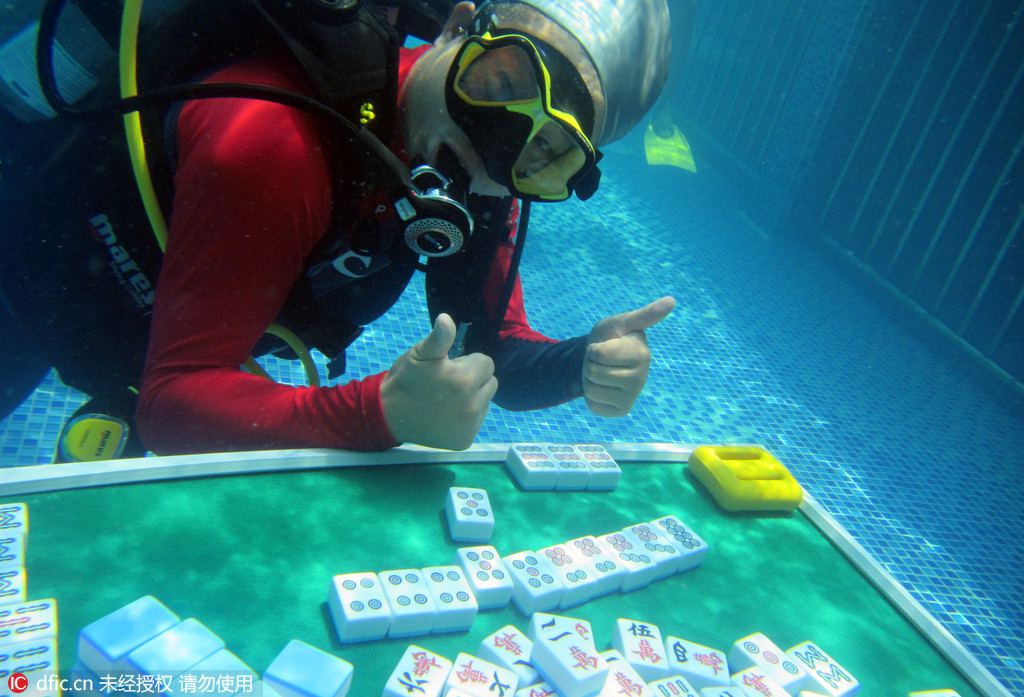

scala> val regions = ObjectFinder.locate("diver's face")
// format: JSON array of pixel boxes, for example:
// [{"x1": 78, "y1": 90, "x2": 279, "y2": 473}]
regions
[{"x1": 400, "y1": 36, "x2": 511, "y2": 197}]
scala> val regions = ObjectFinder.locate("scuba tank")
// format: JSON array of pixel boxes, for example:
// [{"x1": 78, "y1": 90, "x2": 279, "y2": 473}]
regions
[{"x1": 0, "y1": 0, "x2": 185, "y2": 122}]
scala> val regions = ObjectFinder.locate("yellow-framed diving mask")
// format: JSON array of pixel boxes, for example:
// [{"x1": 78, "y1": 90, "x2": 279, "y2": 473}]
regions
[{"x1": 445, "y1": 25, "x2": 601, "y2": 202}]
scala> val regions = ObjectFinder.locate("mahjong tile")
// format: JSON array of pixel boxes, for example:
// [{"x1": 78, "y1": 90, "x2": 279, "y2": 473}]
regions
[
  {"x1": 378, "y1": 569, "x2": 437, "y2": 638},
  {"x1": 446, "y1": 487, "x2": 495, "y2": 543},
  {"x1": 538, "y1": 543, "x2": 598, "y2": 609},
  {"x1": 328, "y1": 572, "x2": 391, "y2": 643},
  {"x1": 611, "y1": 618, "x2": 671, "y2": 682},
  {"x1": 422, "y1": 565, "x2": 478, "y2": 634},
  {"x1": 597, "y1": 530, "x2": 658, "y2": 591},
  {"x1": 444, "y1": 652, "x2": 520, "y2": 697},
  {"x1": 623, "y1": 523, "x2": 684, "y2": 579},
  {"x1": 650, "y1": 515, "x2": 709, "y2": 572},
  {"x1": 382, "y1": 645, "x2": 453, "y2": 697},
  {"x1": 125, "y1": 618, "x2": 224, "y2": 677},
  {"x1": 504, "y1": 550, "x2": 565, "y2": 616},
  {"x1": 506, "y1": 445, "x2": 559, "y2": 491},
  {"x1": 565, "y1": 536, "x2": 626, "y2": 598},
  {"x1": 785, "y1": 641, "x2": 859, "y2": 696},
  {"x1": 264, "y1": 639, "x2": 353, "y2": 697},
  {"x1": 730, "y1": 633, "x2": 807, "y2": 693},
  {"x1": 455, "y1": 546, "x2": 514, "y2": 610},
  {"x1": 479, "y1": 624, "x2": 540, "y2": 686},
  {"x1": 543, "y1": 444, "x2": 590, "y2": 490},
  {"x1": 599, "y1": 649, "x2": 654, "y2": 696},
  {"x1": 529, "y1": 614, "x2": 607, "y2": 697},
  {"x1": 576, "y1": 445, "x2": 621, "y2": 491},
  {"x1": 665, "y1": 635, "x2": 730, "y2": 690},
  {"x1": 0, "y1": 598, "x2": 57, "y2": 646},
  {"x1": 78, "y1": 595, "x2": 180, "y2": 675}
]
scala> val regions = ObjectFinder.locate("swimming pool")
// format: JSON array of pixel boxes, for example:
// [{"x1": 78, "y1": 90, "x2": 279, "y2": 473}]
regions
[{"x1": 2, "y1": 156, "x2": 1021, "y2": 693}]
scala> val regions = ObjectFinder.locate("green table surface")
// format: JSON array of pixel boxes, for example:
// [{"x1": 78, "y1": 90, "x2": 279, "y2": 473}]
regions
[{"x1": 4, "y1": 458, "x2": 979, "y2": 695}]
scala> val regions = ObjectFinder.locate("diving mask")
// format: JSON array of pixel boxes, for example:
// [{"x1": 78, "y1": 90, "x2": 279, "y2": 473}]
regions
[{"x1": 444, "y1": 23, "x2": 601, "y2": 202}]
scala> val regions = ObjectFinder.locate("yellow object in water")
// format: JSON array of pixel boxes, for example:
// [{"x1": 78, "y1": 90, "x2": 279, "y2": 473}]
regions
[
  {"x1": 644, "y1": 121, "x2": 697, "y2": 172},
  {"x1": 688, "y1": 445, "x2": 803, "y2": 512},
  {"x1": 57, "y1": 414, "x2": 129, "y2": 462}
]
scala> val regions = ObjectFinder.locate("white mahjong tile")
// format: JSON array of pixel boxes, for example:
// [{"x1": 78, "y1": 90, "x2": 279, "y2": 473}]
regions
[
  {"x1": 597, "y1": 530, "x2": 659, "y2": 591},
  {"x1": 538, "y1": 543, "x2": 598, "y2": 609},
  {"x1": 665, "y1": 635, "x2": 730, "y2": 690},
  {"x1": 528, "y1": 613, "x2": 607, "y2": 697},
  {"x1": 378, "y1": 569, "x2": 437, "y2": 638},
  {"x1": 527, "y1": 613, "x2": 596, "y2": 649},
  {"x1": 648, "y1": 675, "x2": 702, "y2": 696},
  {"x1": 729, "y1": 633, "x2": 807, "y2": 693},
  {"x1": 543, "y1": 444, "x2": 591, "y2": 490},
  {"x1": 515, "y1": 682, "x2": 557, "y2": 697},
  {"x1": 446, "y1": 487, "x2": 495, "y2": 543},
  {"x1": 611, "y1": 618, "x2": 671, "y2": 682},
  {"x1": 422, "y1": 565, "x2": 478, "y2": 634},
  {"x1": 327, "y1": 572, "x2": 391, "y2": 643},
  {"x1": 444, "y1": 652, "x2": 520, "y2": 697},
  {"x1": 504, "y1": 550, "x2": 565, "y2": 616},
  {"x1": 479, "y1": 624, "x2": 540, "y2": 686},
  {"x1": 0, "y1": 503, "x2": 28, "y2": 536},
  {"x1": 188, "y1": 648, "x2": 258, "y2": 695},
  {"x1": 78, "y1": 595, "x2": 181, "y2": 675},
  {"x1": 564, "y1": 535, "x2": 626, "y2": 598},
  {"x1": 575, "y1": 445, "x2": 621, "y2": 491},
  {"x1": 699, "y1": 688, "x2": 743, "y2": 697},
  {"x1": 0, "y1": 566, "x2": 26, "y2": 605},
  {"x1": 731, "y1": 667, "x2": 793, "y2": 697},
  {"x1": 0, "y1": 532, "x2": 24, "y2": 570},
  {"x1": 455, "y1": 546, "x2": 514, "y2": 610},
  {"x1": 125, "y1": 618, "x2": 224, "y2": 678},
  {"x1": 650, "y1": 516, "x2": 709, "y2": 572},
  {"x1": 382, "y1": 645, "x2": 453, "y2": 697},
  {"x1": 0, "y1": 598, "x2": 57, "y2": 647},
  {"x1": 0, "y1": 637, "x2": 58, "y2": 694},
  {"x1": 785, "y1": 641, "x2": 859, "y2": 696},
  {"x1": 599, "y1": 649, "x2": 655, "y2": 697},
  {"x1": 906, "y1": 691, "x2": 962, "y2": 696},
  {"x1": 264, "y1": 639, "x2": 353, "y2": 697},
  {"x1": 506, "y1": 445, "x2": 559, "y2": 491},
  {"x1": 623, "y1": 523, "x2": 685, "y2": 579}
]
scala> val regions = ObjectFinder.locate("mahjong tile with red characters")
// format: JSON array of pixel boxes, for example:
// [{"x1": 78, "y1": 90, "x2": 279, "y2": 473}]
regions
[
  {"x1": 478, "y1": 624, "x2": 540, "y2": 686},
  {"x1": 381, "y1": 645, "x2": 453, "y2": 697},
  {"x1": 611, "y1": 617, "x2": 672, "y2": 682},
  {"x1": 444, "y1": 652, "x2": 520, "y2": 697}
]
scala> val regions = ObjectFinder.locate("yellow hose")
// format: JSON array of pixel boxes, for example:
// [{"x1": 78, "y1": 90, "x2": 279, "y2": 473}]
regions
[{"x1": 118, "y1": 0, "x2": 320, "y2": 387}]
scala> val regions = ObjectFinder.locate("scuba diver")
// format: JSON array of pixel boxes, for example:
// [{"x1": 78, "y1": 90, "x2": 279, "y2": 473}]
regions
[{"x1": 0, "y1": 0, "x2": 674, "y2": 460}]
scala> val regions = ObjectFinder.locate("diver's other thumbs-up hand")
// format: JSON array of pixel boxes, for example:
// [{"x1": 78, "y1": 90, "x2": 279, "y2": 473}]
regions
[
  {"x1": 381, "y1": 313, "x2": 498, "y2": 450},
  {"x1": 583, "y1": 296, "x2": 676, "y2": 417}
]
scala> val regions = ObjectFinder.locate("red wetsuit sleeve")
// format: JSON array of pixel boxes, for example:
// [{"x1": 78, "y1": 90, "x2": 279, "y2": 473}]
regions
[{"x1": 136, "y1": 56, "x2": 411, "y2": 454}]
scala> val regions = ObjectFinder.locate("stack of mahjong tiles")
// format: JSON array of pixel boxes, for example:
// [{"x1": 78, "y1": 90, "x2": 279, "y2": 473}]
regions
[
  {"x1": 0, "y1": 502, "x2": 61, "y2": 693},
  {"x1": 328, "y1": 514, "x2": 708, "y2": 644},
  {"x1": 377, "y1": 613, "x2": 867, "y2": 697},
  {"x1": 506, "y1": 444, "x2": 622, "y2": 491},
  {"x1": 71, "y1": 595, "x2": 357, "y2": 697}
]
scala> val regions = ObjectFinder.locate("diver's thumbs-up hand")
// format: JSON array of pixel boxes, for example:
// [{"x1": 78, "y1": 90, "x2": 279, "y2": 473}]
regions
[
  {"x1": 583, "y1": 296, "x2": 676, "y2": 417},
  {"x1": 381, "y1": 313, "x2": 498, "y2": 450}
]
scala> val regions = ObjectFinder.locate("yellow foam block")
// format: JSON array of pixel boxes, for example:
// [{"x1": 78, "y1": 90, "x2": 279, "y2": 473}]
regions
[{"x1": 688, "y1": 445, "x2": 803, "y2": 512}]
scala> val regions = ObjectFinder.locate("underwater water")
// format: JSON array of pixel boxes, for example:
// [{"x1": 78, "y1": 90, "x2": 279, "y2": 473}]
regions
[{"x1": 2, "y1": 0, "x2": 1024, "y2": 693}]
